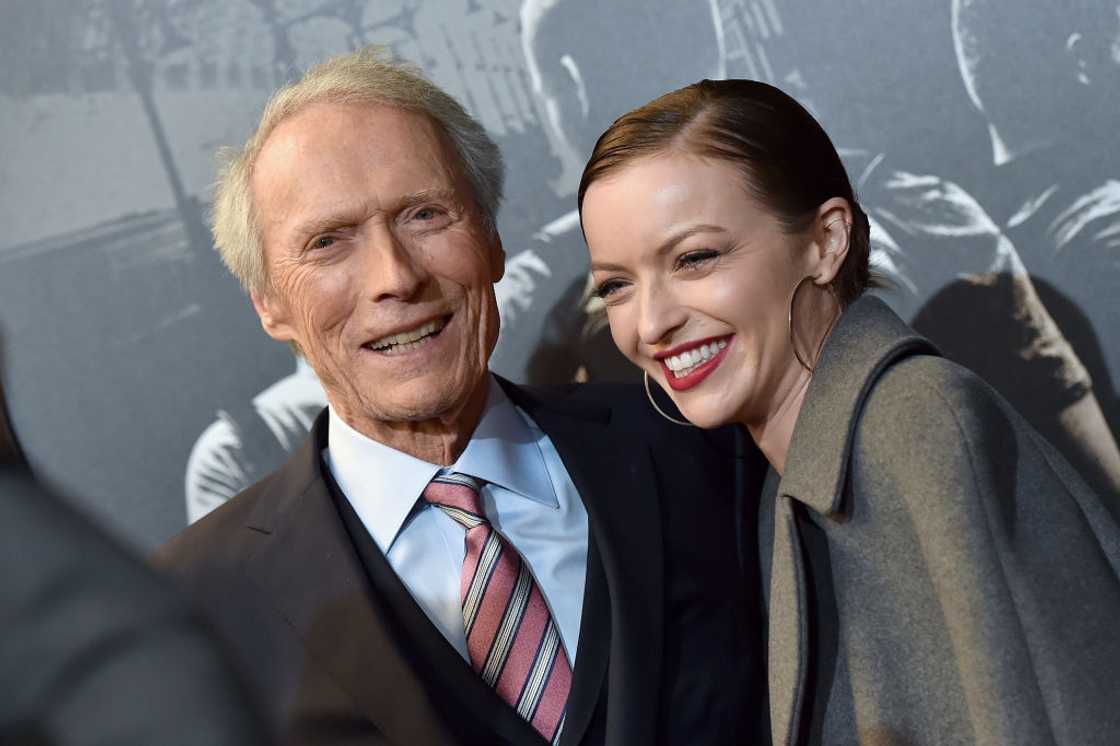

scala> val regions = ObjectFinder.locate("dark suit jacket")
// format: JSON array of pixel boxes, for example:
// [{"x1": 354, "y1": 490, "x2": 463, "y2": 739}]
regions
[
  {"x1": 758, "y1": 296, "x2": 1120, "y2": 745},
  {"x1": 155, "y1": 380, "x2": 766, "y2": 746},
  {"x1": 0, "y1": 467, "x2": 266, "y2": 746}
]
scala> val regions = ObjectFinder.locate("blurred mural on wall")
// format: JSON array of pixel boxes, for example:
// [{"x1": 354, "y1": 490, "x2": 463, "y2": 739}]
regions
[{"x1": 0, "y1": 0, "x2": 1116, "y2": 547}]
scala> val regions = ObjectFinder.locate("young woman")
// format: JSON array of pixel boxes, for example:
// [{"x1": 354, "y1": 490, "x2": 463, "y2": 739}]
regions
[{"x1": 578, "y1": 78, "x2": 1120, "y2": 745}]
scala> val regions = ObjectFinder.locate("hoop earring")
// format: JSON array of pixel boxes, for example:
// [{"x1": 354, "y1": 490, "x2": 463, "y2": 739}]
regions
[
  {"x1": 788, "y1": 276, "x2": 817, "y2": 373},
  {"x1": 788, "y1": 276, "x2": 842, "y2": 374},
  {"x1": 643, "y1": 371, "x2": 694, "y2": 427}
]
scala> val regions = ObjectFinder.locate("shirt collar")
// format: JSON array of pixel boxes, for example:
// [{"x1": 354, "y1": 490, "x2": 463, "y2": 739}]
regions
[{"x1": 326, "y1": 375, "x2": 559, "y2": 553}]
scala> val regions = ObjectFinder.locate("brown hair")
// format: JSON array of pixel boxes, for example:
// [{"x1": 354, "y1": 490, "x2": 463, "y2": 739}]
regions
[{"x1": 578, "y1": 78, "x2": 872, "y2": 306}]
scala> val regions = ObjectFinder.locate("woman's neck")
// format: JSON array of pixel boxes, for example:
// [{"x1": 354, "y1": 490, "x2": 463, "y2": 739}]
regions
[{"x1": 745, "y1": 369, "x2": 812, "y2": 477}]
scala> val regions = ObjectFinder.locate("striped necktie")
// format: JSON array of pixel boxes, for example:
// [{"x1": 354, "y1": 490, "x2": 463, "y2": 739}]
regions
[{"x1": 423, "y1": 472, "x2": 571, "y2": 744}]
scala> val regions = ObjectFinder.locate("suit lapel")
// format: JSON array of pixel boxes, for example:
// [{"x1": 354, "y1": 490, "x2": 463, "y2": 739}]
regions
[
  {"x1": 560, "y1": 529, "x2": 610, "y2": 745},
  {"x1": 505, "y1": 382, "x2": 665, "y2": 746},
  {"x1": 768, "y1": 497, "x2": 811, "y2": 746},
  {"x1": 242, "y1": 415, "x2": 457, "y2": 745}
]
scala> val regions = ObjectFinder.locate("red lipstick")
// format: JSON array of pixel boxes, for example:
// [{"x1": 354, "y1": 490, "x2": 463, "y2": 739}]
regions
[{"x1": 656, "y1": 335, "x2": 733, "y2": 392}]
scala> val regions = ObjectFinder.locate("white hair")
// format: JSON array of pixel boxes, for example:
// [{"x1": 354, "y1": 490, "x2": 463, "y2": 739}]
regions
[{"x1": 211, "y1": 46, "x2": 504, "y2": 292}]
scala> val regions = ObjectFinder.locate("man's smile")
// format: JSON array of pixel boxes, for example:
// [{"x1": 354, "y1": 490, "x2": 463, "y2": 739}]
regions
[{"x1": 364, "y1": 314, "x2": 451, "y2": 355}]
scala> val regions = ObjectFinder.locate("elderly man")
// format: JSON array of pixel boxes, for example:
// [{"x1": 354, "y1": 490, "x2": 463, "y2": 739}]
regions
[{"x1": 155, "y1": 48, "x2": 763, "y2": 746}]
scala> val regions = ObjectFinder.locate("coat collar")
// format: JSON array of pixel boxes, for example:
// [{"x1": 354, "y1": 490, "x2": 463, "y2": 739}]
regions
[{"x1": 778, "y1": 295, "x2": 938, "y2": 517}]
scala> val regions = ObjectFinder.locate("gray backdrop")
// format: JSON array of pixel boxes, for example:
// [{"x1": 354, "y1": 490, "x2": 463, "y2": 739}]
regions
[{"x1": 1, "y1": 0, "x2": 1117, "y2": 549}]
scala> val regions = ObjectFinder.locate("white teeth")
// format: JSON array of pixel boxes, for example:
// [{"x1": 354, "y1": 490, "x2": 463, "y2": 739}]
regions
[
  {"x1": 369, "y1": 318, "x2": 445, "y2": 352},
  {"x1": 664, "y1": 338, "x2": 728, "y2": 375}
]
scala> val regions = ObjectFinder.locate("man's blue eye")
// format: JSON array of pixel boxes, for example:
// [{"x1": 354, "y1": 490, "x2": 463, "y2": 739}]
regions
[{"x1": 313, "y1": 236, "x2": 336, "y2": 249}]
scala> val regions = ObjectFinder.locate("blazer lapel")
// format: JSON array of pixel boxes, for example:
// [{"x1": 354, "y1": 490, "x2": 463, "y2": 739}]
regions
[
  {"x1": 560, "y1": 529, "x2": 610, "y2": 745},
  {"x1": 767, "y1": 497, "x2": 811, "y2": 746},
  {"x1": 242, "y1": 414, "x2": 456, "y2": 745},
  {"x1": 504, "y1": 382, "x2": 665, "y2": 746}
]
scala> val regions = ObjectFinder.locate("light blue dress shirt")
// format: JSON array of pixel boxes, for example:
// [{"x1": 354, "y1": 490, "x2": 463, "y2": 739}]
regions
[{"x1": 324, "y1": 375, "x2": 589, "y2": 664}]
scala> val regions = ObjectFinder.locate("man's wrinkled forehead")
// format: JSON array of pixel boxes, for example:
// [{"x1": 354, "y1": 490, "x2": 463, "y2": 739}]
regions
[{"x1": 251, "y1": 103, "x2": 466, "y2": 220}]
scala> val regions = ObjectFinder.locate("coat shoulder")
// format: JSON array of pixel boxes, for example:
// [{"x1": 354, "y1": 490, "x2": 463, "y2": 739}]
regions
[
  {"x1": 851, "y1": 353, "x2": 1105, "y2": 518},
  {"x1": 849, "y1": 353, "x2": 1032, "y2": 516},
  {"x1": 856, "y1": 353, "x2": 1014, "y2": 454},
  {"x1": 152, "y1": 469, "x2": 280, "y2": 578}
]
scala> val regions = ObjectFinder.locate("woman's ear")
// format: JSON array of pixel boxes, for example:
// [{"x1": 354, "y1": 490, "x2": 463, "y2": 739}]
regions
[{"x1": 810, "y1": 197, "x2": 854, "y2": 286}]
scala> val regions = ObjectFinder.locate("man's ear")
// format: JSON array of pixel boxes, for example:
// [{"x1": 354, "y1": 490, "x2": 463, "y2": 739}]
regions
[
  {"x1": 250, "y1": 287, "x2": 297, "y2": 343},
  {"x1": 490, "y1": 232, "x2": 506, "y2": 284},
  {"x1": 810, "y1": 198, "x2": 854, "y2": 286}
]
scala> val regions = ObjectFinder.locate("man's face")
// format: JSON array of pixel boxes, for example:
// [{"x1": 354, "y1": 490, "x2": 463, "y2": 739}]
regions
[{"x1": 249, "y1": 102, "x2": 504, "y2": 435}]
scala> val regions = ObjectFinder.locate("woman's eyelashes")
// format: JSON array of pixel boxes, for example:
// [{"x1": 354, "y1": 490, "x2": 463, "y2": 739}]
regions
[
  {"x1": 593, "y1": 277, "x2": 628, "y2": 299},
  {"x1": 594, "y1": 248, "x2": 723, "y2": 299},
  {"x1": 675, "y1": 248, "x2": 721, "y2": 270}
]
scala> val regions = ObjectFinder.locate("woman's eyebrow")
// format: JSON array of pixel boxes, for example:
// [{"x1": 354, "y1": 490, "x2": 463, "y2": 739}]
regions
[{"x1": 653, "y1": 224, "x2": 727, "y2": 257}]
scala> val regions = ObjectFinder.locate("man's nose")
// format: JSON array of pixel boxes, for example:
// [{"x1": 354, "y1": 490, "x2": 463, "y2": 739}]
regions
[
  {"x1": 636, "y1": 281, "x2": 687, "y2": 348},
  {"x1": 365, "y1": 226, "x2": 429, "y2": 302}
]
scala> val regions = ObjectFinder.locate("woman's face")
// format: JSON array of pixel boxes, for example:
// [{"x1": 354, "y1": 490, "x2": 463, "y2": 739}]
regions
[{"x1": 582, "y1": 151, "x2": 837, "y2": 429}]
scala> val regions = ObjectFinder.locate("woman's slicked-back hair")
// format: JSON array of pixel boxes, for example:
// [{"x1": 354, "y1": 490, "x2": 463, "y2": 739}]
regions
[
  {"x1": 212, "y1": 46, "x2": 504, "y2": 293},
  {"x1": 578, "y1": 79, "x2": 872, "y2": 306}
]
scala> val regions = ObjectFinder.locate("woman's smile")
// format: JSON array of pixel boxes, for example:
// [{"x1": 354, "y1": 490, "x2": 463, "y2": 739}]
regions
[{"x1": 655, "y1": 334, "x2": 734, "y2": 391}]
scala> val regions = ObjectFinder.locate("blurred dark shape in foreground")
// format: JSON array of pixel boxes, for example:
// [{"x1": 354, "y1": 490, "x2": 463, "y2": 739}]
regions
[{"x1": 0, "y1": 355, "x2": 267, "y2": 746}]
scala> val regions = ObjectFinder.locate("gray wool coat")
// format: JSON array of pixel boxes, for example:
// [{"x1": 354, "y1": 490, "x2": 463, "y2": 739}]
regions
[{"x1": 756, "y1": 295, "x2": 1120, "y2": 746}]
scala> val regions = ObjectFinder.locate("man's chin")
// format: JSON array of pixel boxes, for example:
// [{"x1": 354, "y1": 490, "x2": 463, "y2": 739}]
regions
[{"x1": 364, "y1": 376, "x2": 487, "y2": 423}]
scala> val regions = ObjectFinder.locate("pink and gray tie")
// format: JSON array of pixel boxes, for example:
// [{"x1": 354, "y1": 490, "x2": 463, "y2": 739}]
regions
[{"x1": 423, "y1": 473, "x2": 571, "y2": 744}]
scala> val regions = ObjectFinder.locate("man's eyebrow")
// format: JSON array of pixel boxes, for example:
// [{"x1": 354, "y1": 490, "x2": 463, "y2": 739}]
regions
[
  {"x1": 396, "y1": 187, "x2": 460, "y2": 209},
  {"x1": 589, "y1": 224, "x2": 728, "y2": 273},
  {"x1": 290, "y1": 214, "x2": 357, "y2": 241},
  {"x1": 287, "y1": 188, "x2": 462, "y2": 242}
]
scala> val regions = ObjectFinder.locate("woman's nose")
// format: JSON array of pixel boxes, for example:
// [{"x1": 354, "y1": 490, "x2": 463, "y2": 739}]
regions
[{"x1": 636, "y1": 282, "x2": 687, "y2": 348}]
